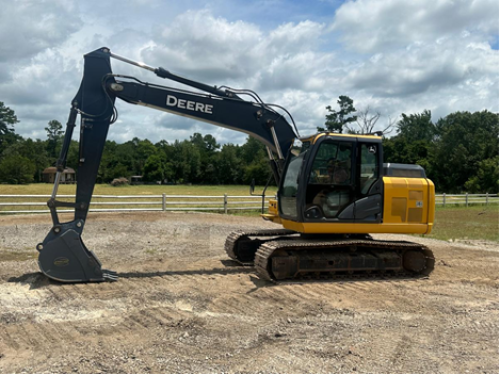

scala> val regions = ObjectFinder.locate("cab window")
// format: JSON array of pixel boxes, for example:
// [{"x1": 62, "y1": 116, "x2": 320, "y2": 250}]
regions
[
  {"x1": 308, "y1": 142, "x2": 352, "y2": 185},
  {"x1": 359, "y1": 143, "x2": 379, "y2": 195},
  {"x1": 305, "y1": 141, "x2": 354, "y2": 219},
  {"x1": 279, "y1": 150, "x2": 305, "y2": 218}
]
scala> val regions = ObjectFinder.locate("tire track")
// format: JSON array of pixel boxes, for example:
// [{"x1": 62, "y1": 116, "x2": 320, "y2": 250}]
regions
[
  {"x1": 128, "y1": 310, "x2": 156, "y2": 329},
  {"x1": 34, "y1": 322, "x2": 60, "y2": 344},
  {"x1": 210, "y1": 296, "x2": 243, "y2": 315},
  {"x1": 18, "y1": 323, "x2": 41, "y2": 347},
  {"x1": 142, "y1": 308, "x2": 172, "y2": 327},
  {"x1": 155, "y1": 306, "x2": 188, "y2": 325},
  {"x1": 3, "y1": 324, "x2": 35, "y2": 348},
  {"x1": 290, "y1": 284, "x2": 325, "y2": 300},
  {"x1": 0, "y1": 326, "x2": 20, "y2": 350},
  {"x1": 45, "y1": 285, "x2": 64, "y2": 303},
  {"x1": 270, "y1": 285, "x2": 310, "y2": 305}
]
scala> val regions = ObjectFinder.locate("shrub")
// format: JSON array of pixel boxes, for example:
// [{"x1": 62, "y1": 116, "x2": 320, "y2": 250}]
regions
[{"x1": 110, "y1": 177, "x2": 129, "y2": 186}]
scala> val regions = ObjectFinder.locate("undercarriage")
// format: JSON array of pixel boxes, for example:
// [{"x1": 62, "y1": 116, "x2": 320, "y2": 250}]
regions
[{"x1": 225, "y1": 229, "x2": 435, "y2": 281}]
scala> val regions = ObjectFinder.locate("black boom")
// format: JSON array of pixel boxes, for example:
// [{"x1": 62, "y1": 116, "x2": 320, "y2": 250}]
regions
[{"x1": 37, "y1": 47, "x2": 297, "y2": 283}]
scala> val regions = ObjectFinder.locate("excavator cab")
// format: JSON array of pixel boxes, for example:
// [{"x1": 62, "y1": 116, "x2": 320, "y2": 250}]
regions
[{"x1": 279, "y1": 133, "x2": 383, "y2": 226}]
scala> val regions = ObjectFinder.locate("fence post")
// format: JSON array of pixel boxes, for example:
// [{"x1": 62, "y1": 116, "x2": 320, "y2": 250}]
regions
[
  {"x1": 162, "y1": 193, "x2": 166, "y2": 211},
  {"x1": 443, "y1": 193, "x2": 446, "y2": 207},
  {"x1": 224, "y1": 194, "x2": 228, "y2": 214},
  {"x1": 465, "y1": 193, "x2": 468, "y2": 207},
  {"x1": 486, "y1": 192, "x2": 489, "y2": 206}
]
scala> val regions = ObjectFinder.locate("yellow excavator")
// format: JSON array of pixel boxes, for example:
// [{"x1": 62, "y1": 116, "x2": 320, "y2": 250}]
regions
[{"x1": 36, "y1": 47, "x2": 435, "y2": 283}]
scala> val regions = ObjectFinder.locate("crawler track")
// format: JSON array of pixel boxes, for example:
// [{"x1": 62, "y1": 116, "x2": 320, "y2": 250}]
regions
[
  {"x1": 224, "y1": 229, "x2": 297, "y2": 263},
  {"x1": 254, "y1": 238, "x2": 435, "y2": 281},
  {"x1": 225, "y1": 229, "x2": 434, "y2": 281}
]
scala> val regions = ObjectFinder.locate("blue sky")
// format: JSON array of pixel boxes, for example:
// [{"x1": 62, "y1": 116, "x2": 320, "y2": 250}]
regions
[{"x1": 1, "y1": 0, "x2": 498, "y2": 146}]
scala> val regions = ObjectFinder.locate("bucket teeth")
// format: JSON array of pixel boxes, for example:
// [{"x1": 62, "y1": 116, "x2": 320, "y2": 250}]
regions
[{"x1": 102, "y1": 270, "x2": 119, "y2": 282}]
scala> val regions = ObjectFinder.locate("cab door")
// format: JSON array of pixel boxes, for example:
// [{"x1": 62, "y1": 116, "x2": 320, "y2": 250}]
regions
[
  {"x1": 352, "y1": 142, "x2": 383, "y2": 222},
  {"x1": 302, "y1": 139, "x2": 357, "y2": 221}
]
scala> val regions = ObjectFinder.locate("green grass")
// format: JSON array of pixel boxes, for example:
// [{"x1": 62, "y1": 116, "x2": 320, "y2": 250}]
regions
[
  {"x1": 0, "y1": 184, "x2": 277, "y2": 196},
  {"x1": 425, "y1": 204, "x2": 499, "y2": 242}
]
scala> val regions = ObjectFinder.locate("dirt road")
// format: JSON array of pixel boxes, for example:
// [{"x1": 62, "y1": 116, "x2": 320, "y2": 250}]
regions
[{"x1": 0, "y1": 212, "x2": 498, "y2": 373}]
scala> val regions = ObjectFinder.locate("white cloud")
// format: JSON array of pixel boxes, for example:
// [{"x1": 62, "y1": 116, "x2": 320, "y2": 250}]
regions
[
  {"x1": 344, "y1": 37, "x2": 497, "y2": 97},
  {"x1": 0, "y1": 0, "x2": 81, "y2": 62},
  {"x1": 332, "y1": 0, "x2": 499, "y2": 53},
  {"x1": 0, "y1": 1, "x2": 497, "y2": 147}
]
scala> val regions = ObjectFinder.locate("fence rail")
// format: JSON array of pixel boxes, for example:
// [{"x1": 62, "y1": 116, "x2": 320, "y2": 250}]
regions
[
  {"x1": 436, "y1": 193, "x2": 499, "y2": 207},
  {"x1": 0, "y1": 193, "x2": 497, "y2": 214},
  {"x1": 0, "y1": 194, "x2": 273, "y2": 214}
]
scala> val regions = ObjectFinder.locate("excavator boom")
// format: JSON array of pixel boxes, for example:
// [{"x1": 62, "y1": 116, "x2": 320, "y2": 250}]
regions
[{"x1": 37, "y1": 47, "x2": 297, "y2": 282}]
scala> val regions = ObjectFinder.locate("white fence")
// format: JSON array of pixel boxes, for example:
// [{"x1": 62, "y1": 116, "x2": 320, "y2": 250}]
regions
[
  {"x1": 0, "y1": 194, "x2": 273, "y2": 214},
  {"x1": 0, "y1": 193, "x2": 497, "y2": 214},
  {"x1": 436, "y1": 193, "x2": 499, "y2": 207}
]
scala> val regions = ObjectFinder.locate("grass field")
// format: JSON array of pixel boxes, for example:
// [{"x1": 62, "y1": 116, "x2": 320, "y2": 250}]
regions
[
  {"x1": 0, "y1": 183, "x2": 277, "y2": 196},
  {"x1": 0, "y1": 184, "x2": 497, "y2": 242},
  {"x1": 428, "y1": 204, "x2": 499, "y2": 242}
]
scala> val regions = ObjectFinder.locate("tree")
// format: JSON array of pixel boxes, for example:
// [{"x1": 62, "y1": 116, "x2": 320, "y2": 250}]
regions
[
  {"x1": 464, "y1": 156, "x2": 499, "y2": 193},
  {"x1": 240, "y1": 136, "x2": 265, "y2": 164},
  {"x1": 190, "y1": 133, "x2": 220, "y2": 183},
  {"x1": 318, "y1": 95, "x2": 357, "y2": 133},
  {"x1": 346, "y1": 106, "x2": 396, "y2": 135},
  {"x1": 214, "y1": 144, "x2": 243, "y2": 184},
  {"x1": 240, "y1": 136, "x2": 270, "y2": 185},
  {"x1": 432, "y1": 110, "x2": 499, "y2": 193},
  {"x1": 45, "y1": 120, "x2": 63, "y2": 159},
  {"x1": 0, "y1": 154, "x2": 35, "y2": 184},
  {"x1": 397, "y1": 110, "x2": 436, "y2": 143},
  {"x1": 203, "y1": 134, "x2": 220, "y2": 153},
  {"x1": 383, "y1": 110, "x2": 436, "y2": 166},
  {"x1": 0, "y1": 102, "x2": 18, "y2": 135},
  {"x1": 143, "y1": 154, "x2": 164, "y2": 182},
  {"x1": 2, "y1": 138, "x2": 49, "y2": 182},
  {"x1": 136, "y1": 139, "x2": 157, "y2": 172},
  {"x1": 0, "y1": 102, "x2": 20, "y2": 156}
]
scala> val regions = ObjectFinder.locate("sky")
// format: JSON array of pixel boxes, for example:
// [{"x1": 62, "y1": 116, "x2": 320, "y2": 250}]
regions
[{"x1": 1, "y1": 0, "x2": 498, "y2": 146}]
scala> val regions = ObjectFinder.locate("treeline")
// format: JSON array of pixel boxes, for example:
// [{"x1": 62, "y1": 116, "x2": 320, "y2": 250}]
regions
[
  {"x1": 382, "y1": 110, "x2": 498, "y2": 193},
  {"x1": 0, "y1": 101, "x2": 271, "y2": 185},
  {"x1": 0, "y1": 101, "x2": 498, "y2": 193},
  {"x1": 0, "y1": 132, "x2": 272, "y2": 185},
  {"x1": 98, "y1": 133, "x2": 270, "y2": 185}
]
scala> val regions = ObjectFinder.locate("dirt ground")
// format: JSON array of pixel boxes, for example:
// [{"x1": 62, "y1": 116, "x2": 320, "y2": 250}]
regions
[{"x1": 0, "y1": 212, "x2": 498, "y2": 374}]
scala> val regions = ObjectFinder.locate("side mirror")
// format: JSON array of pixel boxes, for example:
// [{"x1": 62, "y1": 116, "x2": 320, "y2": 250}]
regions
[{"x1": 250, "y1": 178, "x2": 256, "y2": 195}]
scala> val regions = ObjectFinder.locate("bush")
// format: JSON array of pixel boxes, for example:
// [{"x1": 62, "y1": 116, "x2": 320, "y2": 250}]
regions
[
  {"x1": 0, "y1": 155, "x2": 35, "y2": 184},
  {"x1": 110, "y1": 177, "x2": 129, "y2": 186}
]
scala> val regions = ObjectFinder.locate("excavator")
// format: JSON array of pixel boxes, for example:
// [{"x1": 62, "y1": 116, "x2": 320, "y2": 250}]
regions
[{"x1": 36, "y1": 47, "x2": 435, "y2": 283}]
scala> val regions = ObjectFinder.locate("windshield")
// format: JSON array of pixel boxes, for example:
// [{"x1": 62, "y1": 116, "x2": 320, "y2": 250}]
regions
[{"x1": 279, "y1": 149, "x2": 306, "y2": 218}]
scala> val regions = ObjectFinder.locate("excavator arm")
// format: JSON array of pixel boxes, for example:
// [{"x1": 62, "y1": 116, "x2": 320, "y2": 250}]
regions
[{"x1": 37, "y1": 47, "x2": 297, "y2": 282}]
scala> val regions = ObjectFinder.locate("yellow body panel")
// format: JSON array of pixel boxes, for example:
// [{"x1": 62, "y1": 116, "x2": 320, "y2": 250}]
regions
[
  {"x1": 272, "y1": 177, "x2": 435, "y2": 235},
  {"x1": 280, "y1": 219, "x2": 432, "y2": 234},
  {"x1": 261, "y1": 199, "x2": 282, "y2": 224},
  {"x1": 382, "y1": 176, "x2": 434, "y2": 234}
]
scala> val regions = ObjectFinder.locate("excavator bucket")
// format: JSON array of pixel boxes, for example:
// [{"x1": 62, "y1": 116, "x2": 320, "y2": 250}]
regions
[{"x1": 37, "y1": 228, "x2": 117, "y2": 283}]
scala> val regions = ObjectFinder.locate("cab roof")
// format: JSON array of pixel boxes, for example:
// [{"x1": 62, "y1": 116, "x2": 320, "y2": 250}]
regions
[{"x1": 299, "y1": 132, "x2": 383, "y2": 144}]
